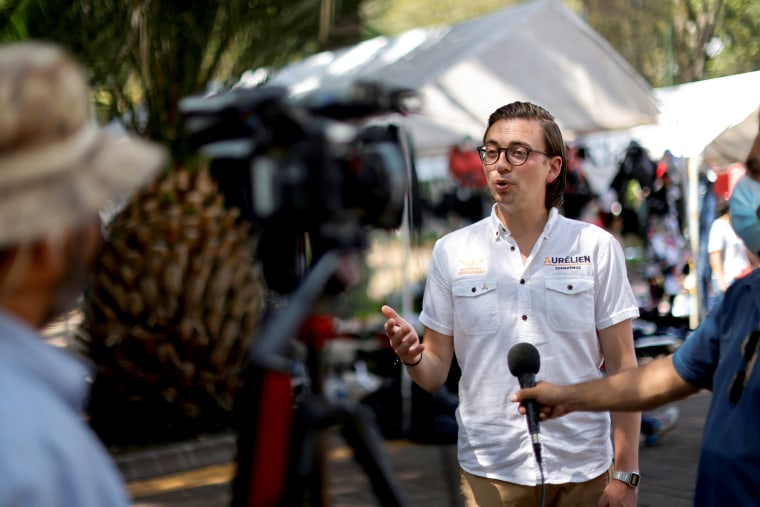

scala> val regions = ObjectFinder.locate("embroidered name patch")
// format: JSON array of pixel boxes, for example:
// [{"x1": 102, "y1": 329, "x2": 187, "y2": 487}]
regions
[
  {"x1": 544, "y1": 255, "x2": 591, "y2": 271},
  {"x1": 458, "y1": 258, "x2": 485, "y2": 275}
]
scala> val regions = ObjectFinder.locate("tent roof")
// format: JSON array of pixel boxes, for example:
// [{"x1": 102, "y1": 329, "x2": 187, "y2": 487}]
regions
[
  {"x1": 616, "y1": 71, "x2": 760, "y2": 162},
  {"x1": 263, "y1": 0, "x2": 658, "y2": 156},
  {"x1": 702, "y1": 105, "x2": 760, "y2": 167}
]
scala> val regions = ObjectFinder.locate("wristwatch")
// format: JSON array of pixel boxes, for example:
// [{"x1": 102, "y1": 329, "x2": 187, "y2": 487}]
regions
[{"x1": 612, "y1": 471, "x2": 641, "y2": 488}]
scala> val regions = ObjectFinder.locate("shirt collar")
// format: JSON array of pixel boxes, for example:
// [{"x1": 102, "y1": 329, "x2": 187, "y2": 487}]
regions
[
  {"x1": 543, "y1": 207, "x2": 560, "y2": 237},
  {"x1": 489, "y1": 204, "x2": 560, "y2": 241},
  {"x1": 488, "y1": 204, "x2": 506, "y2": 240}
]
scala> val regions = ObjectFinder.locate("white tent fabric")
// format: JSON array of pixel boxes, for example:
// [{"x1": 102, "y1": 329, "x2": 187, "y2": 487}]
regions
[
  {"x1": 576, "y1": 71, "x2": 760, "y2": 193},
  {"x1": 619, "y1": 71, "x2": 760, "y2": 162},
  {"x1": 262, "y1": 0, "x2": 658, "y2": 157},
  {"x1": 702, "y1": 105, "x2": 760, "y2": 167}
]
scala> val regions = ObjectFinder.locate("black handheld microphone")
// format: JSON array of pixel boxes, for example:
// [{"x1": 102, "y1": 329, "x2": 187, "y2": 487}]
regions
[{"x1": 508, "y1": 342, "x2": 542, "y2": 465}]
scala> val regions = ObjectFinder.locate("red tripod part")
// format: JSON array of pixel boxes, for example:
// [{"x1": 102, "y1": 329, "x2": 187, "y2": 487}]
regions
[
  {"x1": 246, "y1": 370, "x2": 294, "y2": 506},
  {"x1": 299, "y1": 314, "x2": 339, "y2": 350}
]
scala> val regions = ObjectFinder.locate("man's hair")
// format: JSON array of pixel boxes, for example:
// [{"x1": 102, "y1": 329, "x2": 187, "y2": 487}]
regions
[
  {"x1": 716, "y1": 197, "x2": 730, "y2": 217},
  {"x1": 484, "y1": 101, "x2": 567, "y2": 210}
]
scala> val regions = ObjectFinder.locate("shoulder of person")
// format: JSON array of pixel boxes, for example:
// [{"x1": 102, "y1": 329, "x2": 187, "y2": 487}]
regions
[
  {"x1": 556, "y1": 214, "x2": 613, "y2": 240},
  {"x1": 435, "y1": 217, "x2": 491, "y2": 245},
  {"x1": 727, "y1": 268, "x2": 760, "y2": 294},
  {"x1": 710, "y1": 217, "x2": 730, "y2": 230},
  {"x1": 721, "y1": 269, "x2": 760, "y2": 316}
]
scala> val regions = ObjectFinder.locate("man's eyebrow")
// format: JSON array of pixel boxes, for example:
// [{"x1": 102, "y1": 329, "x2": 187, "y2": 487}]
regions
[{"x1": 484, "y1": 140, "x2": 531, "y2": 148}]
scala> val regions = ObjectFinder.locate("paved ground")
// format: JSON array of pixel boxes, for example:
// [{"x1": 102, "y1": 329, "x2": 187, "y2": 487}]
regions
[{"x1": 128, "y1": 392, "x2": 710, "y2": 507}]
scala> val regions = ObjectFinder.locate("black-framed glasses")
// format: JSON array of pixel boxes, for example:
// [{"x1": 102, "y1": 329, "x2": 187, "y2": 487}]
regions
[
  {"x1": 728, "y1": 329, "x2": 760, "y2": 405},
  {"x1": 476, "y1": 145, "x2": 550, "y2": 166}
]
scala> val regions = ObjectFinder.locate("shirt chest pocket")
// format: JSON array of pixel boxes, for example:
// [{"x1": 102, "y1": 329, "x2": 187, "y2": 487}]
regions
[
  {"x1": 452, "y1": 278, "x2": 499, "y2": 336},
  {"x1": 545, "y1": 277, "x2": 595, "y2": 332}
]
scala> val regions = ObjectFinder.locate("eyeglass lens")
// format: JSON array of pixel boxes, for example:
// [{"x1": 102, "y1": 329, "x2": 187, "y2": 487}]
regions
[{"x1": 480, "y1": 146, "x2": 529, "y2": 165}]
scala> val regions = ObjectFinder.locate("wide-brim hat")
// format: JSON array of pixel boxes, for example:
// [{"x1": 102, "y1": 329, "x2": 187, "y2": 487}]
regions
[{"x1": 0, "y1": 41, "x2": 167, "y2": 246}]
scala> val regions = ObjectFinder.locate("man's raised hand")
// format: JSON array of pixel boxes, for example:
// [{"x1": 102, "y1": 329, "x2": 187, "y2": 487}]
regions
[{"x1": 381, "y1": 305, "x2": 424, "y2": 365}]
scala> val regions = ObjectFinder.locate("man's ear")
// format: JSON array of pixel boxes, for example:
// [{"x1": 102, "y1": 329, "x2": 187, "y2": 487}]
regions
[
  {"x1": 30, "y1": 233, "x2": 69, "y2": 279},
  {"x1": 0, "y1": 239, "x2": 58, "y2": 296},
  {"x1": 546, "y1": 156, "x2": 562, "y2": 184},
  {"x1": 0, "y1": 244, "x2": 30, "y2": 290}
]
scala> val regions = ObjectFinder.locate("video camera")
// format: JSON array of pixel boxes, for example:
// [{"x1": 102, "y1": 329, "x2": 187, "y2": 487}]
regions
[
  {"x1": 179, "y1": 82, "x2": 421, "y2": 506},
  {"x1": 179, "y1": 81, "x2": 420, "y2": 294}
]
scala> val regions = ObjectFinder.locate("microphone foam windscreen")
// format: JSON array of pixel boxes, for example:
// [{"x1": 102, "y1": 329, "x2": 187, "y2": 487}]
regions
[{"x1": 507, "y1": 342, "x2": 540, "y2": 377}]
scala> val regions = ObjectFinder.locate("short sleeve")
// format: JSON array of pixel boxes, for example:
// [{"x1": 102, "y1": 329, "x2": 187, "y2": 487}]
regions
[
  {"x1": 418, "y1": 240, "x2": 454, "y2": 336},
  {"x1": 707, "y1": 220, "x2": 725, "y2": 254},
  {"x1": 672, "y1": 307, "x2": 722, "y2": 391}
]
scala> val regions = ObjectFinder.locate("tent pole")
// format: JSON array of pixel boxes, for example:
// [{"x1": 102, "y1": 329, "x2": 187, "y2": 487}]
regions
[
  {"x1": 687, "y1": 156, "x2": 701, "y2": 328},
  {"x1": 398, "y1": 126, "x2": 415, "y2": 439}
]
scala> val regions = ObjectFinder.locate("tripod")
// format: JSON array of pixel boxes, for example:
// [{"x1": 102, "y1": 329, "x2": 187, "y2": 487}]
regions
[{"x1": 231, "y1": 251, "x2": 410, "y2": 507}]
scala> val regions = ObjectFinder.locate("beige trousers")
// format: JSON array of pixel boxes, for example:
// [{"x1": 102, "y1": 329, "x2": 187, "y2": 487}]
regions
[{"x1": 459, "y1": 466, "x2": 612, "y2": 507}]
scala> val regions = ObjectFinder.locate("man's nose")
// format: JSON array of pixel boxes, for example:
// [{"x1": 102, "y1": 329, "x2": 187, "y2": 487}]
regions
[{"x1": 495, "y1": 151, "x2": 513, "y2": 170}]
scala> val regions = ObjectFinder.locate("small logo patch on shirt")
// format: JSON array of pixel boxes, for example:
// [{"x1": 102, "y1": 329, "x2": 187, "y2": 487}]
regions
[
  {"x1": 458, "y1": 258, "x2": 485, "y2": 275},
  {"x1": 544, "y1": 255, "x2": 592, "y2": 271}
]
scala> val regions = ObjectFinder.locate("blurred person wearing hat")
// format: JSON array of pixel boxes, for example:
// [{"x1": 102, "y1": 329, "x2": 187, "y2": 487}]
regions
[
  {"x1": 706, "y1": 196, "x2": 753, "y2": 312},
  {"x1": 0, "y1": 42, "x2": 165, "y2": 506},
  {"x1": 514, "y1": 117, "x2": 760, "y2": 506}
]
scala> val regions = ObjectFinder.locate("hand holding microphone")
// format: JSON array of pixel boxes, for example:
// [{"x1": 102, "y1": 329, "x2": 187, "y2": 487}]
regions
[{"x1": 511, "y1": 370, "x2": 575, "y2": 422}]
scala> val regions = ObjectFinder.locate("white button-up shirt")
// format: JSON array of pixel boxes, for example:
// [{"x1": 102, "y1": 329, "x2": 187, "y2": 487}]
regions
[{"x1": 419, "y1": 205, "x2": 639, "y2": 485}]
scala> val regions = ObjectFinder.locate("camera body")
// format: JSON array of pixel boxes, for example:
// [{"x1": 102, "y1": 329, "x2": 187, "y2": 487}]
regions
[{"x1": 179, "y1": 81, "x2": 417, "y2": 293}]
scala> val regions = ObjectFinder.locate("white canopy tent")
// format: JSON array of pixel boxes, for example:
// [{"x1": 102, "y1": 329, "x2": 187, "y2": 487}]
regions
[
  {"x1": 703, "y1": 105, "x2": 760, "y2": 168},
  {"x1": 578, "y1": 70, "x2": 760, "y2": 193},
  {"x1": 262, "y1": 0, "x2": 659, "y2": 159},
  {"x1": 578, "y1": 71, "x2": 760, "y2": 326},
  {"x1": 623, "y1": 70, "x2": 760, "y2": 163}
]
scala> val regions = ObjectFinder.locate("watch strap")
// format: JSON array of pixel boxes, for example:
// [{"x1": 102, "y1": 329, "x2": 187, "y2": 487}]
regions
[{"x1": 612, "y1": 471, "x2": 641, "y2": 488}]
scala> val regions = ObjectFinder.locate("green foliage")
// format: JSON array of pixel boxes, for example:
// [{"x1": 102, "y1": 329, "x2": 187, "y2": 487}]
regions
[
  {"x1": 581, "y1": 0, "x2": 673, "y2": 85},
  {"x1": 3, "y1": 0, "x2": 758, "y2": 153},
  {"x1": 708, "y1": 0, "x2": 760, "y2": 76},
  {"x1": 0, "y1": 0, "x2": 30, "y2": 40},
  {"x1": 3, "y1": 0, "x2": 367, "y2": 160},
  {"x1": 363, "y1": 0, "x2": 759, "y2": 87},
  {"x1": 561, "y1": 0, "x2": 758, "y2": 86},
  {"x1": 362, "y1": 0, "x2": 520, "y2": 34}
]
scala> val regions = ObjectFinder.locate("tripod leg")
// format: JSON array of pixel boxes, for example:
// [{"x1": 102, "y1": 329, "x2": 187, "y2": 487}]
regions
[
  {"x1": 231, "y1": 368, "x2": 294, "y2": 507},
  {"x1": 279, "y1": 399, "x2": 331, "y2": 507},
  {"x1": 339, "y1": 403, "x2": 410, "y2": 507}
]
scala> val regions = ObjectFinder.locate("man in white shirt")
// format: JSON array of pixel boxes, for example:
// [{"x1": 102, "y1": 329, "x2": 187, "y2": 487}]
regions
[{"x1": 383, "y1": 101, "x2": 640, "y2": 506}]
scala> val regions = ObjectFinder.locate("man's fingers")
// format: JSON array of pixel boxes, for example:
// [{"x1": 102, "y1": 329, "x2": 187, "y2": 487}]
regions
[
  {"x1": 512, "y1": 387, "x2": 537, "y2": 403},
  {"x1": 381, "y1": 305, "x2": 423, "y2": 362},
  {"x1": 381, "y1": 305, "x2": 400, "y2": 321},
  {"x1": 396, "y1": 332, "x2": 423, "y2": 353},
  {"x1": 382, "y1": 305, "x2": 412, "y2": 340}
]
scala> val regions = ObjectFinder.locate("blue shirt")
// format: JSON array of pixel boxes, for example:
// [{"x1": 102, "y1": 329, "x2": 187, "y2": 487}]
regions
[
  {"x1": 0, "y1": 309, "x2": 130, "y2": 506},
  {"x1": 672, "y1": 269, "x2": 760, "y2": 506}
]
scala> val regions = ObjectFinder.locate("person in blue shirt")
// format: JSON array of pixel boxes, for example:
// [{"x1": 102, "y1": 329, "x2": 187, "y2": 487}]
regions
[
  {"x1": 514, "y1": 152, "x2": 760, "y2": 506},
  {"x1": 0, "y1": 42, "x2": 165, "y2": 506}
]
